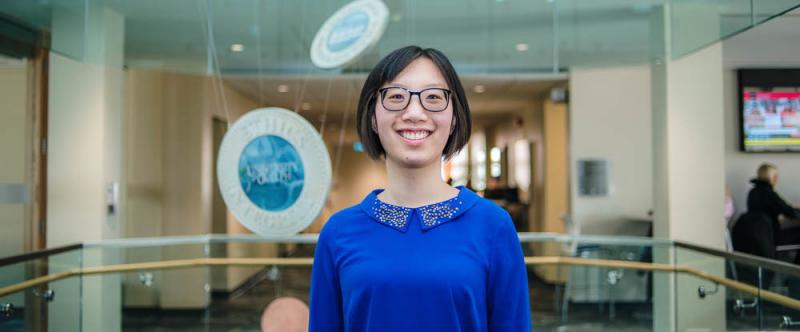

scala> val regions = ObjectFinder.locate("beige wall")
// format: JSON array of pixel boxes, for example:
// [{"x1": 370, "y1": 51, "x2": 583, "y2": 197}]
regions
[
  {"x1": 651, "y1": 41, "x2": 727, "y2": 331},
  {"x1": 569, "y1": 65, "x2": 654, "y2": 236},
  {"x1": 47, "y1": 49, "x2": 125, "y2": 331},
  {"x1": 122, "y1": 70, "x2": 278, "y2": 308},
  {"x1": 0, "y1": 60, "x2": 31, "y2": 307}
]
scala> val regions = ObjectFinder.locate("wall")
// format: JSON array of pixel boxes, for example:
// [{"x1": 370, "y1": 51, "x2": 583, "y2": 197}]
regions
[
  {"x1": 0, "y1": 59, "x2": 30, "y2": 307},
  {"x1": 122, "y1": 70, "x2": 276, "y2": 308},
  {"x1": 652, "y1": 41, "x2": 727, "y2": 332},
  {"x1": 568, "y1": 65, "x2": 654, "y2": 236},
  {"x1": 722, "y1": 70, "x2": 800, "y2": 216},
  {"x1": 721, "y1": 14, "x2": 800, "y2": 215},
  {"x1": 47, "y1": 51, "x2": 124, "y2": 332}
]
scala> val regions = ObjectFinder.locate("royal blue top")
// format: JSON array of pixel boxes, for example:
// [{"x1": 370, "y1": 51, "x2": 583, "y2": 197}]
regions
[{"x1": 309, "y1": 186, "x2": 532, "y2": 332}]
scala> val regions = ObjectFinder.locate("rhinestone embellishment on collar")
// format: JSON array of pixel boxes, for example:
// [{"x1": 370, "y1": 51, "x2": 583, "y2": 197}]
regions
[
  {"x1": 360, "y1": 186, "x2": 479, "y2": 233},
  {"x1": 369, "y1": 195, "x2": 462, "y2": 231},
  {"x1": 371, "y1": 200, "x2": 412, "y2": 230},
  {"x1": 419, "y1": 199, "x2": 461, "y2": 228}
]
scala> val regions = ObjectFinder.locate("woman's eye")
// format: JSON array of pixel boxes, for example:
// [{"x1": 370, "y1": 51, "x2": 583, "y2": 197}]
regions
[{"x1": 388, "y1": 94, "x2": 405, "y2": 100}]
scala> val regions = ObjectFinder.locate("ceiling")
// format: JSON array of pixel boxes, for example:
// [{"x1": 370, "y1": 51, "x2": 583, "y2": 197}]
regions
[{"x1": 722, "y1": 7, "x2": 800, "y2": 68}]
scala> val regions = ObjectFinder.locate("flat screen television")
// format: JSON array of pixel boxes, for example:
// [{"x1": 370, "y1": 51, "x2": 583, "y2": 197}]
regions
[{"x1": 739, "y1": 69, "x2": 800, "y2": 152}]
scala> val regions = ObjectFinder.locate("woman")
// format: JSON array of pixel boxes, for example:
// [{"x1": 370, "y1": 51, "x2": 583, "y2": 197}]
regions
[
  {"x1": 308, "y1": 46, "x2": 532, "y2": 331},
  {"x1": 747, "y1": 163, "x2": 800, "y2": 243}
]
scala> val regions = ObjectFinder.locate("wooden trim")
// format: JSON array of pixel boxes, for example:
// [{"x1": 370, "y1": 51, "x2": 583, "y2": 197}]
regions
[
  {"x1": 31, "y1": 46, "x2": 48, "y2": 252},
  {"x1": 27, "y1": 41, "x2": 49, "y2": 332},
  {"x1": 2, "y1": 256, "x2": 800, "y2": 311}
]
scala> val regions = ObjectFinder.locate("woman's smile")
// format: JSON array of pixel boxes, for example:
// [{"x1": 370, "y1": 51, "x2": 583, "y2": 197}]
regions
[{"x1": 396, "y1": 128, "x2": 433, "y2": 145}]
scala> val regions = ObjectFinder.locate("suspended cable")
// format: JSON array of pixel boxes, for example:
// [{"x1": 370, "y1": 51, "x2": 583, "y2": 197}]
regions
[
  {"x1": 254, "y1": 0, "x2": 265, "y2": 106},
  {"x1": 293, "y1": 0, "x2": 313, "y2": 115},
  {"x1": 198, "y1": 0, "x2": 232, "y2": 127}
]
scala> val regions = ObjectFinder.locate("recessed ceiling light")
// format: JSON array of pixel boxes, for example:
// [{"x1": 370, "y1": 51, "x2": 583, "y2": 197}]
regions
[
  {"x1": 230, "y1": 44, "x2": 245, "y2": 52},
  {"x1": 473, "y1": 85, "x2": 486, "y2": 93},
  {"x1": 302, "y1": 102, "x2": 312, "y2": 111},
  {"x1": 516, "y1": 43, "x2": 529, "y2": 52},
  {"x1": 391, "y1": 14, "x2": 403, "y2": 22},
  {"x1": 278, "y1": 85, "x2": 289, "y2": 93}
]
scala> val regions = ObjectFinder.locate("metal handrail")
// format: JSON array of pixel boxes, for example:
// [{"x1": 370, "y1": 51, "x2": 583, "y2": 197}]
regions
[
  {"x1": 0, "y1": 243, "x2": 82, "y2": 267},
  {"x1": 4, "y1": 233, "x2": 800, "y2": 281},
  {"x1": 675, "y1": 241, "x2": 800, "y2": 279},
  {"x1": 2, "y1": 255, "x2": 799, "y2": 311}
]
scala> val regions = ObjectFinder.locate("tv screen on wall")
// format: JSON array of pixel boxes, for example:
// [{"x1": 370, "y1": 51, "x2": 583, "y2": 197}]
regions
[
  {"x1": 742, "y1": 89, "x2": 800, "y2": 151},
  {"x1": 739, "y1": 69, "x2": 800, "y2": 152}
]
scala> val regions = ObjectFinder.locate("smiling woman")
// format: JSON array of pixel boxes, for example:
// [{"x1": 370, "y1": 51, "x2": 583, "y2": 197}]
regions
[{"x1": 308, "y1": 46, "x2": 532, "y2": 332}]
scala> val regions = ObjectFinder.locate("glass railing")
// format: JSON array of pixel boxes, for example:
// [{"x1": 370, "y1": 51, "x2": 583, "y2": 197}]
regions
[{"x1": 3, "y1": 233, "x2": 800, "y2": 331}]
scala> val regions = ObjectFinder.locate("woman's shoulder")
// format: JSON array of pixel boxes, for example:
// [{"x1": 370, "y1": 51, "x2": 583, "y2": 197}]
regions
[
  {"x1": 319, "y1": 204, "x2": 368, "y2": 235},
  {"x1": 461, "y1": 195, "x2": 514, "y2": 232},
  {"x1": 470, "y1": 196, "x2": 512, "y2": 218}
]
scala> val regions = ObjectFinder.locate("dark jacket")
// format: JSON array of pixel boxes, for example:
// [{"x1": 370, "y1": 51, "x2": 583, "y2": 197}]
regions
[{"x1": 746, "y1": 178, "x2": 800, "y2": 233}]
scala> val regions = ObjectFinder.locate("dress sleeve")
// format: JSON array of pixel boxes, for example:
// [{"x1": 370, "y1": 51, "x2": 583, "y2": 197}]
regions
[
  {"x1": 769, "y1": 190, "x2": 800, "y2": 219},
  {"x1": 487, "y1": 212, "x2": 533, "y2": 331},
  {"x1": 308, "y1": 225, "x2": 343, "y2": 332}
]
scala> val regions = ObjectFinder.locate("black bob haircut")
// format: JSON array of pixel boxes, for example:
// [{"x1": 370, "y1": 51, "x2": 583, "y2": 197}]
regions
[{"x1": 355, "y1": 46, "x2": 472, "y2": 161}]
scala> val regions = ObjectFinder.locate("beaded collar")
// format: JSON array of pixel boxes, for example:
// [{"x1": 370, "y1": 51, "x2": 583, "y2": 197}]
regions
[{"x1": 359, "y1": 186, "x2": 480, "y2": 233}]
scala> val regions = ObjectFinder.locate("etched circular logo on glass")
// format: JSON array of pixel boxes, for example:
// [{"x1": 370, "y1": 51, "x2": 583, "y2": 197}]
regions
[
  {"x1": 238, "y1": 135, "x2": 304, "y2": 212},
  {"x1": 310, "y1": 0, "x2": 389, "y2": 69},
  {"x1": 327, "y1": 10, "x2": 369, "y2": 52}
]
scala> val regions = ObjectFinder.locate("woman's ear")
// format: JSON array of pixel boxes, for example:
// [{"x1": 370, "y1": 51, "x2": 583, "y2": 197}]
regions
[
  {"x1": 450, "y1": 117, "x2": 456, "y2": 135},
  {"x1": 371, "y1": 115, "x2": 378, "y2": 133}
]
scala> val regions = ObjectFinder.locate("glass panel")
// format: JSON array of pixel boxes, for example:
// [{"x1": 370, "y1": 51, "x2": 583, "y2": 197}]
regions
[
  {"x1": 1, "y1": 247, "x2": 82, "y2": 332},
  {"x1": 670, "y1": 0, "x2": 752, "y2": 58},
  {"x1": 81, "y1": 246, "x2": 124, "y2": 331},
  {"x1": 557, "y1": 0, "x2": 663, "y2": 67},
  {"x1": 118, "y1": 245, "x2": 161, "y2": 331},
  {"x1": 674, "y1": 246, "x2": 730, "y2": 331},
  {"x1": 724, "y1": 258, "x2": 763, "y2": 331},
  {"x1": 205, "y1": 240, "x2": 309, "y2": 330},
  {"x1": 0, "y1": 0, "x2": 88, "y2": 61},
  {"x1": 753, "y1": 1, "x2": 800, "y2": 25},
  {"x1": 759, "y1": 268, "x2": 800, "y2": 330},
  {"x1": 107, "y1": 243, "x2": 210, "y2": 331},
  {"x1": 46, "y1": 249, "x2": 83, "y2": 332},
  {"x1": 0, "y1": 260, "x2": 31, "y2": 332},
  {"x1": 528, "y1": 237, "x2": 673, "y2": 331}
]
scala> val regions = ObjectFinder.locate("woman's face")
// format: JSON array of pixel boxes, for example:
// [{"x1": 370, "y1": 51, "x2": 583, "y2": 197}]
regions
[{"x1": 373, "y1": 57, "x2": 454, "y2": 169}]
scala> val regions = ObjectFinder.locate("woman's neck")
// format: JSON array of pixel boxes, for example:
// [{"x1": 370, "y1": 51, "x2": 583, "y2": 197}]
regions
[{"x1": 379, "y1": 158, "x2": 458, "y2": 208}]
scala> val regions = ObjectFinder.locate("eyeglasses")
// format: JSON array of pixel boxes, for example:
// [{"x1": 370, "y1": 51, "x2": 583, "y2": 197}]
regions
[{"x1": 378, "y1": 87, "x2": 452, "y2": 112}]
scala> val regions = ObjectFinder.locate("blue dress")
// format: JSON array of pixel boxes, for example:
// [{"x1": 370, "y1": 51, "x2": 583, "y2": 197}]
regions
[{"x1": 309, "y1": 186, "x2": 532, "y2": 331}]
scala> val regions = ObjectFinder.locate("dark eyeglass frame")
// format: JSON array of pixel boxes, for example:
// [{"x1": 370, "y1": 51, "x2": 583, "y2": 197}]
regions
[{"x1": 377, "y1": 87, "x2": 452, "y2": 112}]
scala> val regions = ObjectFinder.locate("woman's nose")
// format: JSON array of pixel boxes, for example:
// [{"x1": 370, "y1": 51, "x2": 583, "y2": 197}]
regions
[{"x1": 401, "y1": 95, "x2": 428, "y2": 121}]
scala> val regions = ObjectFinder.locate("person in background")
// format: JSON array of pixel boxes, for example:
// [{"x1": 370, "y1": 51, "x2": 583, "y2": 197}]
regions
[
  {"x1": 747, "y1": 163, "x2": 800, "y2": 247},
  {"x1": 725, "y1": 186, "x2": 736, "y2": 224}
]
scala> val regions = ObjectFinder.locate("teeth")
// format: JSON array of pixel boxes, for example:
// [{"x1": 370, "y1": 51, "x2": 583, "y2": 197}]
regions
[{"x1": 400, "y1": 130, "x2": 430, "y2": 140}]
